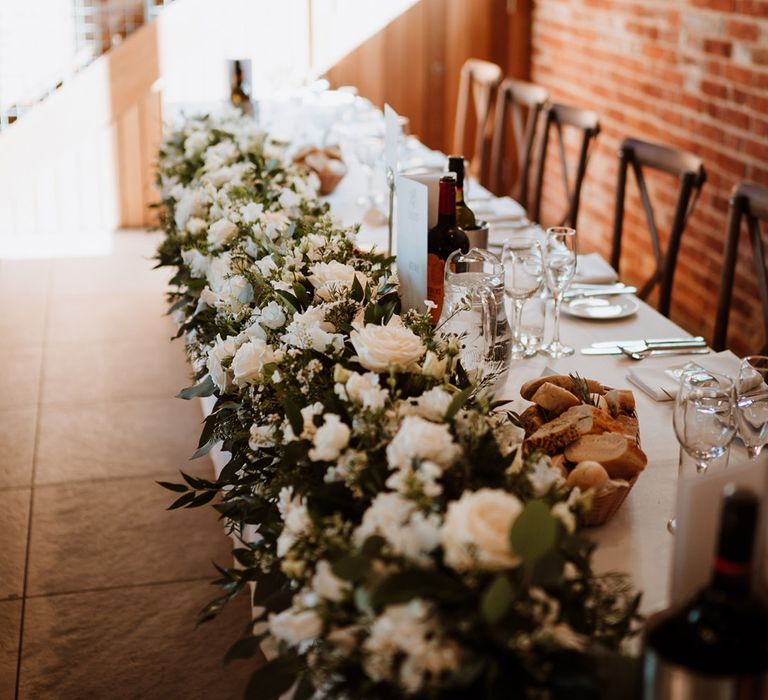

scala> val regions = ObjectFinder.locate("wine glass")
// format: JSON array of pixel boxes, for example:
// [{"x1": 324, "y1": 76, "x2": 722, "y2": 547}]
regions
[
  {"x1": 673, "y1": 370, "x2": 736, "y2": 475},
  {"x1": 540, "y1": 227, "x2": 577, "y2": 358},
  {"x1": 502, "y1": 236, "x2": 544, "y2": 360},
  {"x1": 736, "y1": 355, "x2": 768, "y2": 459}
]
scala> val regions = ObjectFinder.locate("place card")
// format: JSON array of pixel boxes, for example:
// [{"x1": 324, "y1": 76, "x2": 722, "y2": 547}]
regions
[{"x1": 670, "y1": 454, "x2": 768, "y2": 604}]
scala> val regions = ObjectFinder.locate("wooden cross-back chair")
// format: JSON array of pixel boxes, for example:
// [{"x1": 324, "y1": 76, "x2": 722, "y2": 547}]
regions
[
  {"x1": 530, "y1": 102, "x2": 600, "y2": 230},
  {"x1": 489, "y1": 78, "x2": 549, "y2": 207},
  {"x1": 713, "y1": 181, "x2": 768, "y2": 352},
  {"x1": 610, "y1": 137, "x2": 706, "y2": 318},
  {"x1": 452, "y1": 58, "x2": 503, "y2": 186}
]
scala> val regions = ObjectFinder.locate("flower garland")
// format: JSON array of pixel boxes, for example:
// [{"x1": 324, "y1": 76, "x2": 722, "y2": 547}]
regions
[{"x1": 156, "y1": 107, "x2": 641, "y2": 699}]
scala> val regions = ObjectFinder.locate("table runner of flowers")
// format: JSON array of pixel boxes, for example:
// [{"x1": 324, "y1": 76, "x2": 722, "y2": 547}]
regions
[{"x1": 155, "y1": 108, "x2": 641, "y2": 699}]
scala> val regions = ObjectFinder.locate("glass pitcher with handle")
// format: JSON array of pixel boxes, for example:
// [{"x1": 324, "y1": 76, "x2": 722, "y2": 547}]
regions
[{"x1": 438, "y1": 248, "x2": 511, "y2": 387}]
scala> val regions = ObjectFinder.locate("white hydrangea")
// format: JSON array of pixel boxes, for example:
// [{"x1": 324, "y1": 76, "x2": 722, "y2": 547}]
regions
[
  {"x1": 354, "y1": 493, "x2": 441, "y2": 565},
  {"x1": 386, "y1": 415, "x2": 461, "y2": 470},
  {"x1": 276, "y1": 486, "x2": 311, "y2": 557},
  {"x1": 336, "y1": 372, "x2": 388, "y2": 412},
  {"x1": 310, "y1": 560, "x2": 350, "y2": 602},
  {"x1": 283, "y1": 402, "x2": 324, "y2": 442},
  {"x1": 281, "y1": 306, "x2": 345, "y2": 354},
  {"x1": 400, "y1": 386, "x2": 453, "y2": 422},
  {"x1": 309, "y1": 414, "x2": 351, "y2": 462}
]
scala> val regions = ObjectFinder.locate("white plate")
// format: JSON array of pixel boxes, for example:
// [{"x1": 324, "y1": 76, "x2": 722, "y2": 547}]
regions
[{"x1": 562, "y1": 295, "x2": 640, "y2": 320}]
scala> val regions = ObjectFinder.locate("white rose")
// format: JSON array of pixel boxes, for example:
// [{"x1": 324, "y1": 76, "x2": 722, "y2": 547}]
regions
[
  {"x1": 241, "y1": 201, "x2": 264, "y2": 223},
  {"x1": 309, "y1": 414, "x2": 351, "y2": 462},
  {"x1": 311, "y1": 560, "x2": 350, "y2": 602},
  {"x1": 411, "y1": 387, "x2": 453, "y2": 422},
  {"x1": 350, "y1": 318, "x2": 426, "y2": 372},
  {"x1": 206, "y1": 334, "x2": 238, "y2": 391},
  {"x1": 231, "y1": 338, "x2": 280, "y2": 386},
  {"x1": 307, "y1": 261, "x2": 365, "y2": 301},
  {"x1": 278, "y1": 188, "x2": 302, "y2": 211},
  {"x1": 386, "y1": 415, "x2": 461, "y2": 470},
  {"x1": 180, "y1": 249, "x2": 210, "y2": 278},
  {"x1": 268, "y1": 608, "x2": 322, "y2": 647},
  {"x1": 337, "y1": 372, "x2": 388, "y2": 411},
  {"x1": 276, "y1": 486, "x2": 311, "y2": 557},
  {"x1": 441, "y1": 489, "x2": 523, "y2": 571},
  {"x1": 260, "y1": 300, "x2": 286, "y2": 329},
  {"x1": 207, "y1": 218, "x2": 238, "y2": 247},
  {"x1": 183, "y1": 131, "x2": 208, "y2": 157},
  {"x1": 186, "y1": 216, "x2": 207, "y2": 235}
]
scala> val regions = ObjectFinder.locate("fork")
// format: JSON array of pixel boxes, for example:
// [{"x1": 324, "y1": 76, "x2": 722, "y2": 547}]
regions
[{"x1": 618, "y1": 346, "x2": 711, "y2": 361}]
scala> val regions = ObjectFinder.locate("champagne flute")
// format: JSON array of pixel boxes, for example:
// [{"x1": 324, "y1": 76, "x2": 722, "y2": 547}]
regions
[
  {"x1": 540, "y1": 227, "x2": 577, "y2": 358},
  {"x1": 502, "y1": 236, "x2": 544, "y2": 360},
  {"x1": 736, "y1": 355, "x2": 768, "y2": 459}
]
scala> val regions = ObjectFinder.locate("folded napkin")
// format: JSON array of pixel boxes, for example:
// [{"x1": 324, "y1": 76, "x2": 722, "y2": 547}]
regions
[
  {"x1": 574, "y1": 253, "x2": 618, "y2": 285},
  {"x1": 472, "y1": 196, "x2": 527, "y2": 223},
  {"x1": 627, "y1": 350, "x2": 741, "y2": 402}
]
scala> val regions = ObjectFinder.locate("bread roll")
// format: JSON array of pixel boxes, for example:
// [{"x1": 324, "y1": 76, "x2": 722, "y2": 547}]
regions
[
  {"x1": 564, "y1": 433, "x2": 647, "y2": 479},
  {"x1": 520, "y1": 375, "x2": 605, "y2": 401},
  {"x1": 566, "y1": 460, "x2": 609, "y2": 491},
  {"x1": 585, "y1": 406, "x2": 627, "y2": 436},
  {"x1": 615, "y1": 413, "x2": 640, "y2": 445},
  {"x1": 531, "y1": 382, "x2": 581, "y2": 415},
  {"x1": 604, "y1": 389, "x2": 636, "y2": 417},
  {"x1": 526, "y1": 404, "x2": 593, "y2": 455},
  {"x1": 519, "y1": 404, "x2": 547, "y2": 437}
]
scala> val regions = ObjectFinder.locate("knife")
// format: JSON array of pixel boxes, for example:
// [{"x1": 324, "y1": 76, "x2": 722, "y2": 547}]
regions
[
  {"x1": 588, "y1": 336, "x2": 706, "y2": 349},
  {"x1": 564, "y1": 286, "x2": 638, "y2": 299},
  {"x1": 581, "y1": 342, "x2": 708, "y2": 356}
]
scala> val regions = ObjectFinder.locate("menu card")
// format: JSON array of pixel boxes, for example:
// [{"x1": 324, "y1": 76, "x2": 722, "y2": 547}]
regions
[{"x1": 384, "y1": 103, "x2": 401, "y2": 175}]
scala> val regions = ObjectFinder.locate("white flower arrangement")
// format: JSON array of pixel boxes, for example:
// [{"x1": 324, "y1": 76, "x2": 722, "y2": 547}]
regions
[{"x1": 156, "y1": 109, "x2": 641, "y2": 699}]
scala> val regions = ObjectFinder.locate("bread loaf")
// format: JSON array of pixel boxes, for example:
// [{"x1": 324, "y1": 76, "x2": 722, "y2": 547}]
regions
[
  {"x1": 519, "y1": 404, "x2": 547, "y2": 437},
  {"x1": 520, "y1": 375, "x2": 605, "y2": 401},
  {"x1": 564, "y1": 433, "x2": 647, "y2": 479},
  {"x1": 585, "y1": 406, "x2": 627, "y2": 436},
  {"x1": 566, "y1": 460, "x2": 609, "y2": 491},
  {"x1": 526, "y1": 404, "x2": 593, "y2": 454},
  {"x1": 604, "y1": 389, "x2": 636, "y2": 417},
  {"x1": 615, "y1": 413, "x2": 640, "y2": 445},
  {"x1": 531, "y1": 382, "x2": 581, "y2": 415}
]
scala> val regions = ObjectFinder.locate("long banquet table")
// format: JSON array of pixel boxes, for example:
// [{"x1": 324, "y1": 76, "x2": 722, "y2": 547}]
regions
[{"x1": 194, "y1": 92, "x2": 750, "y2": 619}]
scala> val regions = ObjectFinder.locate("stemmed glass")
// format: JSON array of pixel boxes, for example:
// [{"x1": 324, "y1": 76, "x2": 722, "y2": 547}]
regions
[
  {"x1": 735, "y1": 355, "x2": 768, "y2": 459},
  {"x1": 540, "y1": 227, "x2": 577, "y2": 358},
  {"x1": 355, "y1": 136, "x2": 387, "y2": 225},
  {"x1": 669, "y1": 370, "x2": 736, "y2": 534},
  {"x1": 502, "y1": 236, "x2": 544, "y2": 360}
]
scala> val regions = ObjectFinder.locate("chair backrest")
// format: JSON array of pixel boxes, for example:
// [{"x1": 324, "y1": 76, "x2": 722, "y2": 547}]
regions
[
  {"x1": 610, "y1": 137, "x2": 706, "y2": 318},
  {"x1": 530, "y1": 102, "x2": 600, "y2": 230},
  {"x1": 489, "y1": 78, "x2": 549, "y2": 207},
  {"x1": 452, "y1": 58, "x2": 503, "y2": 185},
  {"x1": 713, "y1": 181, "x2": 768, "y2": 352}
]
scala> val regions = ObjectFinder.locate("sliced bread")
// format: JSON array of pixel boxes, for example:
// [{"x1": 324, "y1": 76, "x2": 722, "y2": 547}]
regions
[
  {"x1": 519, "y1": 404, "x2": 547, "y2": 437},
  {"x1": 526, "y1": 404, "x2": 593, "y2": 455},
  {"x1": 521, "y1": 374, "x2": 605, "y2": 401},
  {"x1": 586, "y1": 406, "x2": 627, "y2": 436},
  {"x1": 531, "y1": 382, "x2": 581, "y2": 415},
  {"x1": 564, "y1": 433, "x2": 647, "y2": 479},
  {"x1": 604, "y1": 389, "x2": 636, "y2": 417}
]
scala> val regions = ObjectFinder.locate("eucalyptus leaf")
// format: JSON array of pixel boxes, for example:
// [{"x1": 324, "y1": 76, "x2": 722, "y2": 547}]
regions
[
  {"x1": 510, "y1": 500, "x2": 558, "y2": 565},
  {"x1": 446, "y1": 386, "x2": 473, "y2": 420},
  {"x1": 156, "y1": 481, "x2": 188, "y2": 493},
  {"x1": 481, "y1": 575, "x2": 513, "y2": 624},
  {"x1": 244, "y1": 655, "x2": 302, "y2": 700},
  {"x1": 177, "y1": 374, "x2": 215, "y2": 399},
  {"x1": 224, "y1": 635, "x2": 265, "y2": 665}
]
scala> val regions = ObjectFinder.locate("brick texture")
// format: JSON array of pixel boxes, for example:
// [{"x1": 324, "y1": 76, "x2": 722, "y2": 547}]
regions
[{"x1": 530, "y1": 0, "x2": 768, "y2": 353}]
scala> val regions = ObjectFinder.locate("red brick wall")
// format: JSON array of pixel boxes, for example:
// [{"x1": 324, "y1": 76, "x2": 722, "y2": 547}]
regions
[{"x1": 530, "y1": 0, "x2": 768, "y2": 353}]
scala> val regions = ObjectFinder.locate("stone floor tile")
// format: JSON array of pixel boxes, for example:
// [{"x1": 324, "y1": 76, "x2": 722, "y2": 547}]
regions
[
  {"x1": 0, "y1": 346, "x2": 42, "y2": 409},
  {"x1": 0, "y1": 407, "x2": 36, "y2": 488},
  {"x1": 0, "y1": 488, "x2": 31, "y2": 600},
  {"x1": 0, "y1": 599, "x2": 22, "y2": 699}
]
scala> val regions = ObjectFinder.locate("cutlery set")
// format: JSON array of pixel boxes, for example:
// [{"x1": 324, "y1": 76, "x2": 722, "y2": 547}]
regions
[{"x1": 581, "y1": 336, "x2": 710, "y2": 360}]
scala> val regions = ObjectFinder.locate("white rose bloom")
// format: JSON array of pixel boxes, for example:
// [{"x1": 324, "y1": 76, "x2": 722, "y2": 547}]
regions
[
  {"x1": 215, "y1": 274, "x2": 251, "y2": 313},
  {"x1": 174, "y1": 188, "x2": 208, "y2": 230},
  {"x1": 207, "y1": 218, "x2": 239, "y2": 247},
  {"x1": 278, "y1": 188, "x2": 302, "y2": 212},
  {"x1": 231, "y1": 338, "x2": 281, "y2": 386},
  {"x1": 276, "y1": 486, "x2": 311, "y2": 557},
  {"x1": 255, "y1": 254, "x2": 277, "y2": 278},
  {"x1": 206, "y1": 334, "x2": 238, "y2": 391},
  {"x1": 311, "y1": 560, "x2": 350, "y2": 602},
  {"x1": 309, "y1": 414, "x2": 351, "y2": 462},
  {"x1": 241, "y1": 201, "x2": 264, "y2": 223},
  {"x1": 268, "y1": 607, "x2": 322, "y2": 648},
  {"x1": 186, "y1": 216, "x2": 208, "y2": 235},
  {"x1": 198, "y1": 287, "x2": 218, "y2": 309},
  {"x1": 354, "y1": 493, "x2": 441, "y2": 565},
  {"x1": 350, "y1": 317, "x2": 426, "y2": 372},
  {"x1": 204, "y1": 166, "x2": 233, "y2": 188},
  {"x1": 406, "y1": 386, "x2": 454, "y2": 422},
  {"x1": 205, "y1": 252, "x2": 232, "y2": 291},
  {"x1": 386, "y1": 415, "x2": 461, "y2": 470},
  {"x1": 527, "y1": 455, "x2": 564, "y2": 497},
  {"x1": 180, "y1": 249, "x2": 210, "y2": 278},
  {"x1": 203, "y1": 139, "x2": 238, "y2": 171},
  {"x1": 259, "y1": 300, "x2": 287, "y2": 329},
  {"x1": 441, "y1": 489, "x2": 523, "y2": 571},
  {"x1": 258, "y1": 211, "x2": 289, "y2": 240},
  {"x1": 283, "y1": 401, "x2": 324, "y2": 442},
  {"x1": 281, "y1": 306, "x2": 345, "y2": 354},
  {"x1": 183, "y1": 131, "x2": 208, "y2": 158},
  {"x1": 336, "y1": 372, "x2": 388, "y2": 411},
  {"x1": 236, "y1": 318, "x2": 267, "y2": 343},
  {"x1": 307, "y1": 261, "x2": 366, "y2": 301}
]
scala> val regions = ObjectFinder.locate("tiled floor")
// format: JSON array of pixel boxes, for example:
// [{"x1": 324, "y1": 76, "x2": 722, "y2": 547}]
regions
[{"x1": 0, "y1": 232, "x2": 255, "y2": 699}]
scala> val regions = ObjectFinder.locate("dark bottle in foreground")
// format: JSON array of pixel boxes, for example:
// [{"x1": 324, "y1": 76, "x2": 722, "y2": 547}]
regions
[
  {"x1": 427, "y1": 175, "x2": 469, "y2": 325},
  {"x1": 230, "y1": 59, "x2": 254, "y2": 117},
  {"x1": 447, "y1": 154, "x2": 476, "y2": 230},
  {"x1": 643, "y1": 485, "x2": 768, "y2": 699}
]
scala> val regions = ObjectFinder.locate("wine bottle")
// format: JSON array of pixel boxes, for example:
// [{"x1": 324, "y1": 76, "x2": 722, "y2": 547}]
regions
[
  {"x1": 230, "y1": 60, "x2": 254, "y2": 117},
  {"x1": 643, "y1": 485, "x2": 768, "y2": 699},
  {"x1": 447, "y1": 155, "x2": 476, "y2": 230},
  {"x1": 427, "y1": 175, "x2": 470, "y2": 325}
]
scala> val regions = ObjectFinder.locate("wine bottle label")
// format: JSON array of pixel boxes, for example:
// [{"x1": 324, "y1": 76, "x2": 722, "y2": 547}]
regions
[{"x1": 427, "y1": 253, "x2": 444, "y2": 325}]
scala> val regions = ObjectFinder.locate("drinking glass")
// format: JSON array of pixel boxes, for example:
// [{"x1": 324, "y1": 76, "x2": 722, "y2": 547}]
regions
[
  {"x1": 502, "y1": 236, "x2": 544, "y2": 360},
  {"x1": 673, "y1": 370, "x2": 736, "y2": 475},
  {"x1": 736, "y1": 355, "x2": 768, "y2": 459},
  {"x1": 355, "y1": 136, "x2": 386, "y2": 224},
  {"x1": 540, "y1": 227, "x2": 577, "y2": 358}
]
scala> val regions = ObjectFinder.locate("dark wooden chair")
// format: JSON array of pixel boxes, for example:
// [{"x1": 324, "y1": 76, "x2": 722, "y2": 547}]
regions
[
  {"x1": 489, "y1": 78, "x2": 549, "y2": 207},
  {"x1": 530, "y1": 102, "x2": 600, "y2": 230},
  {"x1": 713, "y1": 181, "x2": 768, "y2": 352},
  {"x1": 610, "y1": 137, "x2": 706, "y2": 318},
  {"x1": 452, "y1": 58, "x2": 503, "y2": 186}
]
